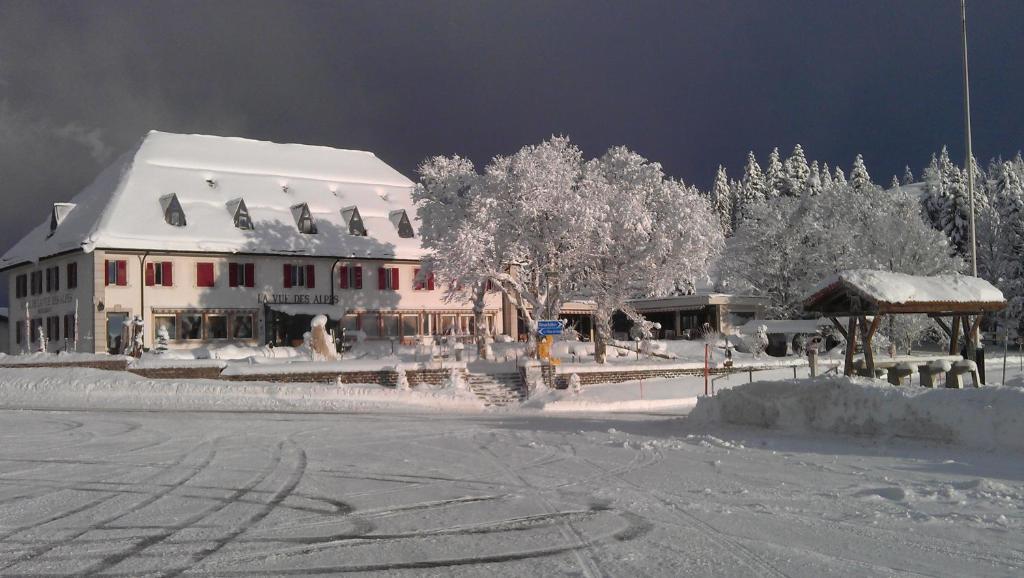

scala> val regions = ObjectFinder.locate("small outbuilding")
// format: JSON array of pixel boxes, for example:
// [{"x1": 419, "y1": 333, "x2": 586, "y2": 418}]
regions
[{"x1": 803, "y1": 270, "x2": 1006, "y2": 382}]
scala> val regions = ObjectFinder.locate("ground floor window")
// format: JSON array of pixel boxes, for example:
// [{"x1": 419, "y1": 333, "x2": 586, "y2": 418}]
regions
[
  {"x1": 155, "y1": 309, "x2": 258, "y2": 343},
  {"x1": 401, "y1": 314, "x2": 418, "y2": 337},
  {"x1": 382, "y1": 314, "x2": 400, "y2": 338}
]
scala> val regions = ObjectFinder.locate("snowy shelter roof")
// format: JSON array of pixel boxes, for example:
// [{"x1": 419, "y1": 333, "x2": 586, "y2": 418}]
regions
[
  {"x1": 804, "y1": 270, "x2": 1006, "y2": 315},
  {"x1": 0, "y1": 131, "x2": 422, "y2": 269}
]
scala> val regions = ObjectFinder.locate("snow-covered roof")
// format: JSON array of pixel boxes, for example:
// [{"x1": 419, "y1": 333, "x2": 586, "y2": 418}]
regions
[
  {"x1": 805, "y1": 269, "x2": 1005, "y2": 314},
  {"x1": 738, "y1": 318, "x2": 830, "y2": 335},
  {"x1": 0, "y1": 131, "x2": 423, "y2": 269}
]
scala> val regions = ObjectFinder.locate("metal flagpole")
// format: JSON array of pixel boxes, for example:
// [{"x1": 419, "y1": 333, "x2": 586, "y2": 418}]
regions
[{"x1": 961, "y1": 0, "x2": 977, "y2": 278}]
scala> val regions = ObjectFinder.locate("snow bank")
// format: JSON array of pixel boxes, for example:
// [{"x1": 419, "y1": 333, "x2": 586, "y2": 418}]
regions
[
  {"x1": 0, "y1": 367, "x2": 483, "y2": 413},
  {"x1": 0, "y1": 352, "x2": 130, "y2": 365},
  {"x1": 692, "y1": 376, "x2": 1024, "y2": 451}
]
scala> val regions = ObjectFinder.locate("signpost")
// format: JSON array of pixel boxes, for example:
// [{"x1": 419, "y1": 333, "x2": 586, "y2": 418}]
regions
[{"x1": 537, "y1": 320, "x2": 563, "y2": 336}]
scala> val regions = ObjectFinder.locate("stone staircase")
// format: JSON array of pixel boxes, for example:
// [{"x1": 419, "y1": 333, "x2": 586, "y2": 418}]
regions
[{"x1": 466, "y1": 372, "x2": 528, "y2": 407}]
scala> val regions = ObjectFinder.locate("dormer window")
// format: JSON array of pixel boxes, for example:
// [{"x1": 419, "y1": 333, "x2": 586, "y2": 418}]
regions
[
  {"x1": 160, "y1": 194, "x2": 186, "y2": 227},
  {"x1": 341, "y1": 206, "x2": 367, "y2": 236},
  {"x1": 227, "y1": 198, "x2": 254, "y2": 230},
  {"x1": 291, "y1": 203, "x2": 317, "y2": 234},
  {"x1": 48, "y1": 203, "x2": 76, "y2": 238},
  {"x1": 390, "y1": 209, "x2": 414, "y2": 238}
]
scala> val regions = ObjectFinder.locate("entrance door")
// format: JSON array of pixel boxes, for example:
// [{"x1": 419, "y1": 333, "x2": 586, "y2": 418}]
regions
[{"x1": 106, "y1": 312, "x2": 129, "y2": 354}]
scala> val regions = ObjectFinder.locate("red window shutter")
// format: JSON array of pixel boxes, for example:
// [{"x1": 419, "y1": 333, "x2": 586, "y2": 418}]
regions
[
  {"x1": 283, "y1": 264, "x2": 292, "y2": 288},
  {"x1": 413, "y1": 268, "x2": 421, "y2": 290},
  {"x1": 245, "y1": 263, "x2": 254, "y2": 287},
  {"x1": 339, "y1": 266, "x2": 349, "y2": 289},
  {"x1": 306, "y1": 264, "x2": 315, "y2": 289},
  {"x1": 428, "y1": 273, "x2": 435, "y2": 291},
  {"x1": 378, "y1": 268, "x2": 387, "y2": 290},
  {"x1": 391, "y1": 268, "x2": 399, "y2": 291},
  {"x1": 229, "y1": 263, "x2": 238, "y2": 287},
  {"x1": 197, "y1": 262, "x2": 214, "y2": 287},
  {"x1": 354, "y1": 266, "x2": 362, "y2": 289},
  {"x1": 162, "y1": 262, "x2": 173, "y2": 286},
  {"x1": 145, "y1": 262, "x2": 155, "y2": 286},
  {"x1": 104, "y1": 260, "x2": 110, "y2": 286},
  {"x1": 116, "y1": 260, "x2": 127, "y2": 286}
]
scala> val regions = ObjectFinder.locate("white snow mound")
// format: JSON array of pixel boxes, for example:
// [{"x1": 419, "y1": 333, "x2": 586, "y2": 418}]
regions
[{"x1": 692, "y1": 376, "x2": 1024, "y2": 451}]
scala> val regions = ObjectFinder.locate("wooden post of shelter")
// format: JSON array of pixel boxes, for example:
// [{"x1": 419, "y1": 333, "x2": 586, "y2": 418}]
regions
[
  {"x1": 844, "y1": 317, "x2": 857, "y2": 376},
  {"x1": 949, "y1": 315, "x2": 961, "y2": 356}
]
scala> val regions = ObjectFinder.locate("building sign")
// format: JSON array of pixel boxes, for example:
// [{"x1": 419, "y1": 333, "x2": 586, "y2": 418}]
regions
[
  {"x1": 258, "y1": 293, "x2": 340, "y2": 305},
  {"x1": 27, "y1": 293, "x2": 75, "y2": 315}
]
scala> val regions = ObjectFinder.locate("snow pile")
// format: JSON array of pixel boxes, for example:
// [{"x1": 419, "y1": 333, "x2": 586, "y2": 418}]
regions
[
  {"x1": 810, "y1": 269, "x2": 1004, "y2": 305},
  {"x1": 0, "y1": 351, "x2": 130, "y2": 365},
  {"x1": 692, "y1": 376, "x2": 1024, "y2": 451},
  {"x1": 0, "y1": 367, "x2": 483, "y2": 413},
  {"x1": 524, "y1": 376, "x2": 701, "y2": 413}
]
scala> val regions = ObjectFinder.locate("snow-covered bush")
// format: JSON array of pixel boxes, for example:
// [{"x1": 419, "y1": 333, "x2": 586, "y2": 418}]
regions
[
  {"x1": 394, "y1": 366, "x2": 410, "y2": 390},
  {"x1": 569, "y1": 373, "x2": 582, "y2": 395}
]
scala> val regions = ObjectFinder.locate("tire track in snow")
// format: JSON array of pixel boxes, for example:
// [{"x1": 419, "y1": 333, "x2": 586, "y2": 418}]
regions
[{"x1": 0, "y1": 440, "x2": 218, "y2": 572}]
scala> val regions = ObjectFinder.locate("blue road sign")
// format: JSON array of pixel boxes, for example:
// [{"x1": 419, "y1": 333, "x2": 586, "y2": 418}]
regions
[{"x1": 537, "y1": 320, "x2": 563, "y2": 336}]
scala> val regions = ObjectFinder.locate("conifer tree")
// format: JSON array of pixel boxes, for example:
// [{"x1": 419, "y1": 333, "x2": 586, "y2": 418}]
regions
[
  {"x1": 765, "y1": 147, "x2": 784, "y2": 198},
  {"x1": 782, "y1": 144, "x2": 810, "y2": 196},
  {"x1": 833, "y1": 167, "x2": 847, "y2": 186},
  {"x1": 902, "y1": 165, "x2": 914, "y2": 185},
  {"x1": 849, "y1": 154, "x2": 871, "y2": 190},
  {"x1": 735, "y1": 151, "x2": 767, "y2": 223},
  {"x1": 710, "y1": 165, "x2": 733, "y2": 236}
]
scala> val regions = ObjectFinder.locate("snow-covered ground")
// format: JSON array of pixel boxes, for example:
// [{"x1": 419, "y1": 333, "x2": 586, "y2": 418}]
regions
[{"x1": 1, "y1": 404, "x2": 1023, "y2": 576}]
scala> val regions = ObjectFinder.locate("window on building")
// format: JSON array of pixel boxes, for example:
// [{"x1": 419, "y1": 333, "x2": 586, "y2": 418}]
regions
[
  {"x1": 181, "y1": 314, "x2": 203, "y2": 340},
  {"x1": 196, "y1": 262, "x2": 215, "y2": 288},
  {"x1": 160, "y1": 193, "x2": 187, "y2": 227},
  {"x1": 146, "y1": 262, "x2": 174, "y2": 287},
  {"x1": 30, "y1": 319, "x2": 41, "y2": 342},
  {"x1": 206, "y1": 315, "x2": 228, "y2": 339},
  {"x1": 283, "y1": 264, "x2": 315, "y2": 288},
  {"x1": 413, "y1": 268, "x2": 435, "y2": 291},
  {"x1": 15, "y1": 321, "x2": 22, "y2": 345},
  {"x1": 154, "y1": 315, "x2": 177, "y2": 341},
  {"x1": 362, "y1": 313, "x2": 380, "y2": 338},
  {"x1": 377, "y1": 267, "x2": 399, "y2": 290},
  {"x1": 63, "y1": 314, "x2": 76, "y2": 342},
  {"x1": 390, "y1": 209, "x2": 414, "y2": 238},
  {"x1": 67, "y1": 263, "x2": 77, "y2": 290},
  {"x1": 45, "y1": 268, "x2": 52, "y2": 293},
  {"x1": 30, "y1": 270, "x2": 43, "y2": 295},
  {"x1": 291, "y1": 203, "x2": 317, "y2": 234},
  {"x1": 341, "y1": 315, "x2": 359, "y2": 335},
  {"x1": 105, "y1": 260, "x2": 128, "y2": 286},
  {"x1": 15, "y1": 274, "x2": 27, "y2": 299},
  {"x1": 231, "y1": 314, "x2": 254, "y2": 339},
  {"x1": 401, "y1": 314, "x2": 419, "y2": 337},
  {"x1": 383, "y1": 314, "x2": 400, "y2": 338},
  {"x1": 440, "y1": 315, "x2": 457, "y2": 335},
  {"x1": 228, "y1": 198, "x2": 254, "y2": 230},
  {"x1": 338, "y1": 265, "x2": 363, "y2": 289},
  {"x1": 342, "y1": 206, "x2": 367, "y2": 236},
  {"x1": 229, "y1": 263, "x2": 255, "y2": 288},
  {"x1": 45, "y1": 316, "x2": 59, "y2": 342}
]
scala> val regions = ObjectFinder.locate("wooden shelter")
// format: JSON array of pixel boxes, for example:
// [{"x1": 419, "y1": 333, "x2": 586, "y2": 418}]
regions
[{"x1": 803, "y1": 270, "x2": 1006, "y2": 379}]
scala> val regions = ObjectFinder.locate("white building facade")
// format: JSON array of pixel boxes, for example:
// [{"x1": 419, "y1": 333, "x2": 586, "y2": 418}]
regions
[{"x1": 1, "y1": 132, "x2": 505, "y2": 354}]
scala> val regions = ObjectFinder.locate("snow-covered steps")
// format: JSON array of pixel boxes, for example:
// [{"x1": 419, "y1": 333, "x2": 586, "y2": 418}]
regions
[{"x1": 466, "y1": 372, "x2": 527, "y2": 407}]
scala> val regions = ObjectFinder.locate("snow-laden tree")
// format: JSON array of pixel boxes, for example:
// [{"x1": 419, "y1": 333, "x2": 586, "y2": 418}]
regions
[
  {"x1": 720, "y1": 182, "x2": 961, "y2": 347},
  {"x1": 414, "y1": 155, "x2": 503, "y2": 358},
  {"x1": 709, "y1": 165, "x2": 733, "y2": 236},
  {"x1": 820, "y1": 163, "x2": 835, "y2": 191},
  {"x1": 902, "y1": 165, "x2": 915, "y2": 185},
  {"x1": 765, "y1": 147, "x2": 785, "y2": 198},
  {"x1": 849, "y1": 154, "x2": 871, "y2": 190},
  {"x1": 987, "y1": 160, "x2": 1024, "y2": 318},
  {"x1": 577, "y1": 147, "x2": 723, "y2": 363},
  {"x1": 735, "y1": 151, "x2": 767, "y2": 224},
  {"x1": 806, "y1": 161, "x2": 823, "y2": 196},
  {"x1": 890, "y1": 175, "x2": 901, "y2": 190},
  {"x1": 782, "y1": 144, "x2": 810, "y2": 196},
  {"x1": 833, "y1": 166, "x2": 847, "y2": 186}
]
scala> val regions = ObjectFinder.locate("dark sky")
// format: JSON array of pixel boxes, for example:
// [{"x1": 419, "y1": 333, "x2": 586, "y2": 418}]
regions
[{"x1": 1, "y1": 0, "x2": 1022, "y2": 280}]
